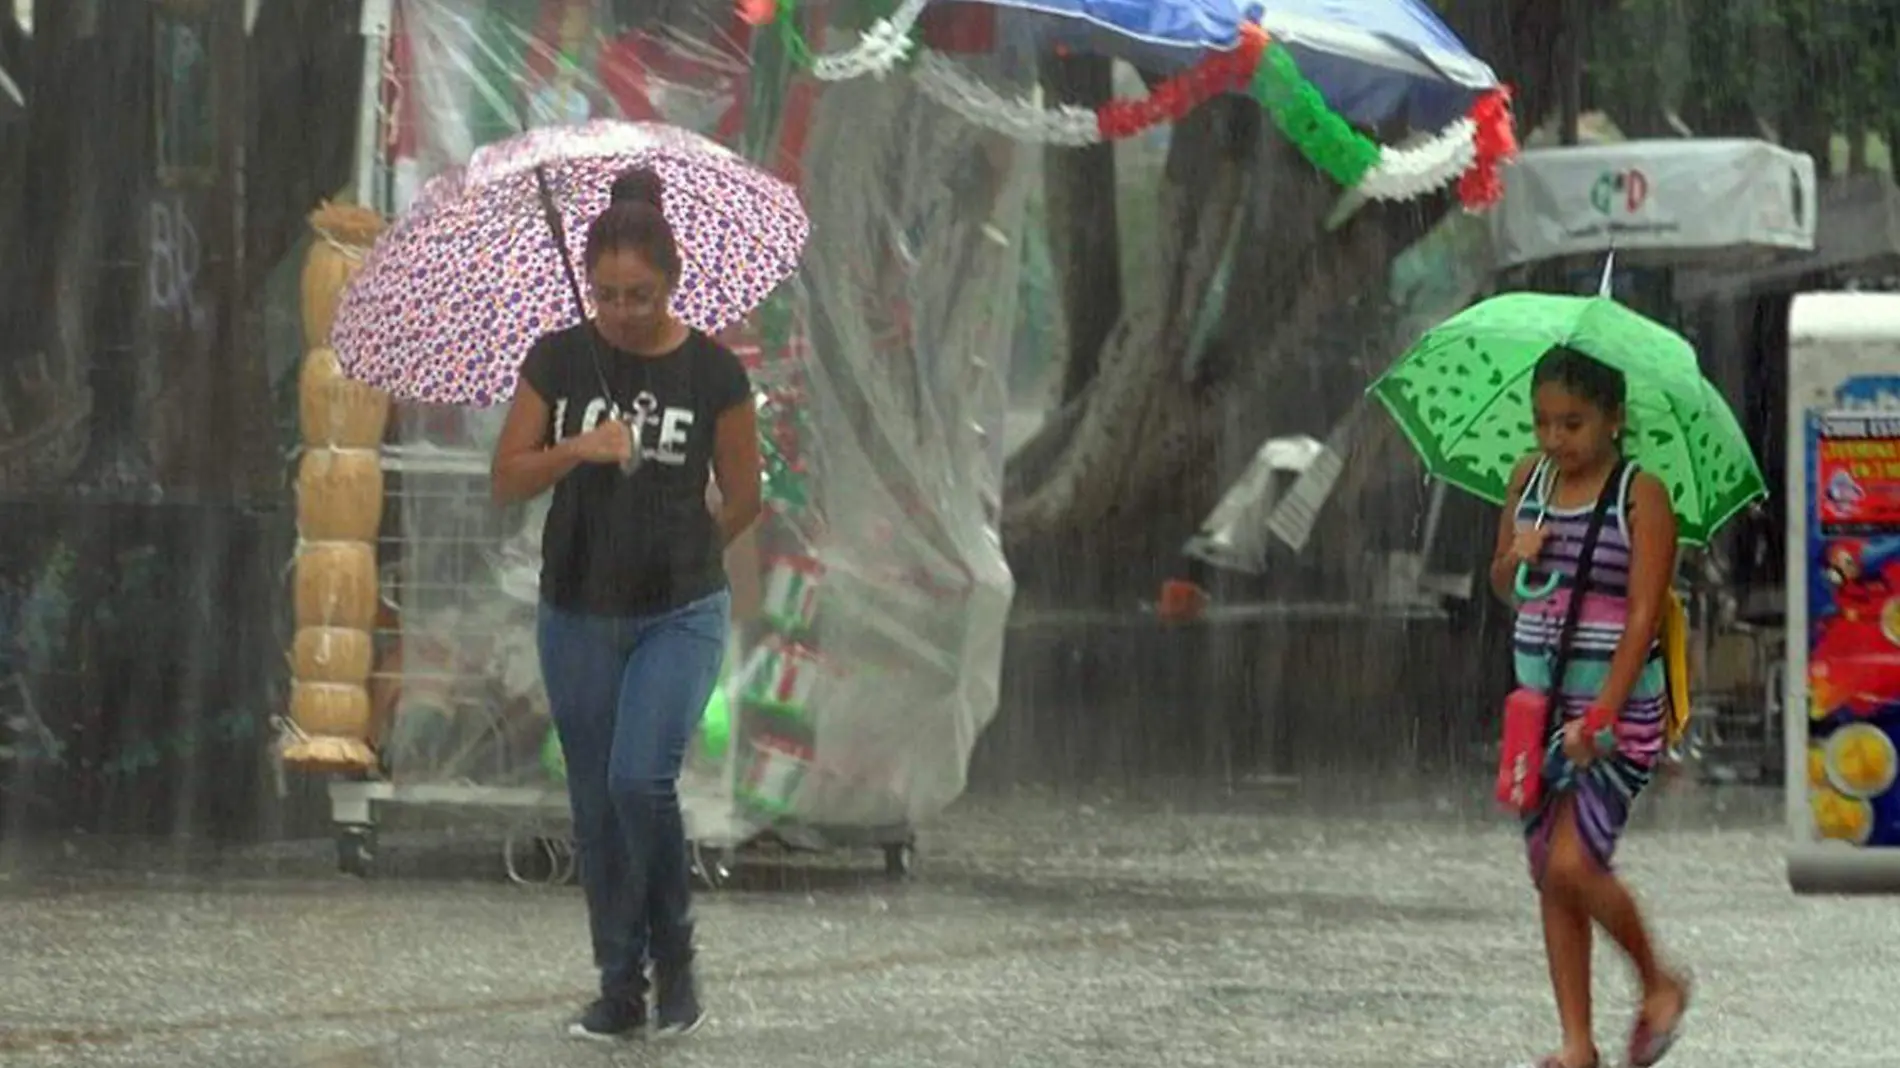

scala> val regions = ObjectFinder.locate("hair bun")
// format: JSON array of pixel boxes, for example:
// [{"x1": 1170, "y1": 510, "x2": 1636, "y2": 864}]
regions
[{"x1": 610, "y1": 168, "x2": 665, "y2": 209}]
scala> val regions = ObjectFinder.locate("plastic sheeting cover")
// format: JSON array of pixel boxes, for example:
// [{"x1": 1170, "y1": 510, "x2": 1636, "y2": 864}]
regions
[{"x1": 376, "y1": 0, "x2": 1022, "y2": 844}]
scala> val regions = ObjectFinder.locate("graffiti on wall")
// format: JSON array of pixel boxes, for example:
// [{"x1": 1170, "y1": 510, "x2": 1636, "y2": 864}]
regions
[
  {"x1": 153, "y1": 9, "x2": 215, "y2": 184},
  {"x1": 148, "y1": 196, "x2": 207, "y2": 334},
  {"x1": 0, "y1": 533, "x2": 267, "y2": 795}
]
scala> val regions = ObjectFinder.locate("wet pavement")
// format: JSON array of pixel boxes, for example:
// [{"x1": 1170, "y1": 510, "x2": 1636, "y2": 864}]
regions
[{"x1": 0, "y1": 777, "x2": 1886, "y2": 1067}]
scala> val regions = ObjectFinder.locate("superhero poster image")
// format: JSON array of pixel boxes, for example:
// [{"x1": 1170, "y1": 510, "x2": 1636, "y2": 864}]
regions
[{"x1": 1806, "y1": 390, "x2": 1900, "y2": 847}]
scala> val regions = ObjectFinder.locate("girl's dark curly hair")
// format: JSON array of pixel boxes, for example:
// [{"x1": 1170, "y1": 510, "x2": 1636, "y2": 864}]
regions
[{"x1": 1532, "y1": 345, "x2": 1626, "y2": 417}]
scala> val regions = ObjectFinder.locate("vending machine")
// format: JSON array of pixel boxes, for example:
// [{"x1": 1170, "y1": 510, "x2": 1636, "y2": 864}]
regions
[{"x1": 1786, "y1": 292, "x2": 1900, "y2": 892}]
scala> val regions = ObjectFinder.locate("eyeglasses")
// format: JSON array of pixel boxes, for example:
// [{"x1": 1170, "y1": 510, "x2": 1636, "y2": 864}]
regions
[{"x1": 590, "y1": 284, "x2": 665, "y2": 311}]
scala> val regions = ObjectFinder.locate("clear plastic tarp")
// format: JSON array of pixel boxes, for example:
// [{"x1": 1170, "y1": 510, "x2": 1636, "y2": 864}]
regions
[{"x1": 366, "y1": 0, "x2": 1022, "y2": 846}]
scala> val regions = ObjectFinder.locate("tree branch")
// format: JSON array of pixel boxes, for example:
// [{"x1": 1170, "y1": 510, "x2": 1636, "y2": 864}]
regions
[{"x1": 1039, "y1": 53, "x2": 1121, "y2": 404}]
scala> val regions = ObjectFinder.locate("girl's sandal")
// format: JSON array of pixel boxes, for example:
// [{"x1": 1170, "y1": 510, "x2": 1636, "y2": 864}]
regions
[{"x1": 1628, "y1": 969, "x2": 1694, "y2": 1068}]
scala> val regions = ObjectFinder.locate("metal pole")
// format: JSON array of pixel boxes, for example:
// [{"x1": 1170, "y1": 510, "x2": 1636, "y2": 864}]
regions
[
  {"x1": 1418, "y1": 478, "x2": 1447, "y2": 564},
  {"x1": 1559, "y1": 0, "x2": 1582, "y2": 146},
  {"x1": 352, "y1": 0, "x2": 392, "y2": 212},
  {"x1": 212, "y1": 0, "x2": 259, "y2": 495}
]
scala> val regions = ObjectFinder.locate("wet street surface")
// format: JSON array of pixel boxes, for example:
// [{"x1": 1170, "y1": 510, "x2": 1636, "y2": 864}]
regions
[{"x1": 0, "y1": 778, "x2": 1885, "y2": 1067}]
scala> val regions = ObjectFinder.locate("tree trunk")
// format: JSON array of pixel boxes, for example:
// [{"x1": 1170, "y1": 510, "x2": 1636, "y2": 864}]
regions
[
  {"x1": 232, "y1": 0, "x2": 361, "y2": 499},
  {"x1": 1779, "y1": 20, "x2": 1834, "y2": 173},
  {"x1": 245, "y1": 0, "x2": 362, "y2": 279},
  {"x1": 1001, "y1": 95, "x2": 1259, "y2": 568},
  {"x1": 1040, "y1": 54, "x2": 1121, "y2": 405},
  {"x1": 1002, "y1": 0, "x2": 1582, "y2": 602},
  {"x1": 0, "y1": 0, "x2": 128, "y2": 493}
]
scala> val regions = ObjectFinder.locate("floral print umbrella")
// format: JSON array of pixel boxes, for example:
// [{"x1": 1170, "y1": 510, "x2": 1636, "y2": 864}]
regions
[{"x1": 332, "y1": 120, "x2": 810, "y2": 407}]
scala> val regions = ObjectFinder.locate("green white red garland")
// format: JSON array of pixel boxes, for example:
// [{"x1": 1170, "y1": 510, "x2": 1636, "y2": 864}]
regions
[
  {"x1": 912, "y1": 52, "x2": 1099, "y2": 145},
  {"x1": 809, "y1": 0, "x2": 926, "y2": 81},
  {"x1": 740, "y1": 0, "x2": 1517, "y2": 210}
]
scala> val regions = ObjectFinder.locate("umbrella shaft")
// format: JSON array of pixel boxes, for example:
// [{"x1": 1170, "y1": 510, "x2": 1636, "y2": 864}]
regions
[{"x1": 534, "y1": 165, "x2": 590, "y2": 321}]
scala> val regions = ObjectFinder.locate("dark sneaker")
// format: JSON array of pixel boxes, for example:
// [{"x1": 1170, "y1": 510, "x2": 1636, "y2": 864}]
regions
[
  {"x1": 567, "y1": 996, "x2": 645, "y2": 1042},
  {"x1": 653, "y1": 965, "x2": 705, "y2": 1038}
]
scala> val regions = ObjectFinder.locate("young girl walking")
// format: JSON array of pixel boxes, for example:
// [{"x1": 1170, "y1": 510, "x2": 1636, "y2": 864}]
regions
[{"x1": 1491, "y1": 347, "x2": 1693, "y2": 1068}]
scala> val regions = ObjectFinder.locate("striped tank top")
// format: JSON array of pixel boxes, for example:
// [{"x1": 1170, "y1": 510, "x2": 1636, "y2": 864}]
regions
[{"x1": 1510, "y1": 457, "x2": 1668, "y2": 765}]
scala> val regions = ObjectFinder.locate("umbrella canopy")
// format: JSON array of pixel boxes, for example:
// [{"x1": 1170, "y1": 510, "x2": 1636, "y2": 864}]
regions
[
  {"x1": 332, "y1": 120, "x2": 809, "y2": 407},
  {"x1": 988, "y1": 0, "x2": 1261, "y2": 71},
  {"x1": 1369, "y1": 293, "x2": 1766, "y2": 545},
  {"x1": 980, "y1": 0, "x2": 1495, "y2": 127},
  {"x1": 1256, "y1": 0, "x2": 1496, "y2": 128}
]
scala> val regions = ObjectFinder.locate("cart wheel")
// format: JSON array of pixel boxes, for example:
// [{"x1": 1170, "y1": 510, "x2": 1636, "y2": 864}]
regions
[
  {"x1": 504, "y1": 831, "x2": 575, "y2": 887},
  {"x1": 546, "y1": 836, "x2": 579, "y2": 885},
  {"x1": 337, "y1": 825, "x2": 377, "y2": 878},
  {"x1": 882, "y1": 840, "x2": 916, "y2": 880},
  {"x1": 691, "y1": 842, "x2": 732, "y2": 891}
]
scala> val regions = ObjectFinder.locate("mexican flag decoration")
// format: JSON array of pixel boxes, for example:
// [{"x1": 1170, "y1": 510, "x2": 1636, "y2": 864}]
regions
[
  {"x1": 738, "y1": 634, "x2": 826, "y2": 723},
  {"x1": 761, "y1": 554, "x2": 823, "y2": 636},
  {"x1": 737, "y1": 733, "x2": 813, "y2": 814}
]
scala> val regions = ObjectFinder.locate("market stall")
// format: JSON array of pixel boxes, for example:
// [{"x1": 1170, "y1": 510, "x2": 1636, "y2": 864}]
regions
[{"x1": 1490, "y1": 138, "x2": 1817, "y2": 271}]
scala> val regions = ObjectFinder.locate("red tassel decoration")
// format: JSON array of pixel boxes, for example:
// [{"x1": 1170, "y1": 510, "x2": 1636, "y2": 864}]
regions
[
  {"x1": 1091, "y1": 30, "x2": 1266, "y2": 142},
  {"x1": 1456, "y1": 87, "x2": 1519, "y2": 211}
]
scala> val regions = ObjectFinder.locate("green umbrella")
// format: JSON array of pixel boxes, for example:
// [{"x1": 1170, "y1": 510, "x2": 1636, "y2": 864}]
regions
[{"x1": 1368, "y1": 291, "x2": 1765, "y2": 547}]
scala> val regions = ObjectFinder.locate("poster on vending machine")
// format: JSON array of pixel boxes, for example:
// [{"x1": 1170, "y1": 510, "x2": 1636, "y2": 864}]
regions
[{"x1": 1803, "y1": 387, "x2": 1900, "y2": 847}]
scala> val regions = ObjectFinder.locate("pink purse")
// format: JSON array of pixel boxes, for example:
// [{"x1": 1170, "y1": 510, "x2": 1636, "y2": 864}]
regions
[
  {"x1": 1494, "y1": 461, "x2": 1623, "y2": 815},
  {"x1": 1496, "y1": 687, "x2": 1552, "y2": 813}
]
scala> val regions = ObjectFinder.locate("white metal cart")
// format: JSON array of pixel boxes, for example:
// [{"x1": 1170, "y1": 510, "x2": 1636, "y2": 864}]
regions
[
  {"x1": 327, "y1": 434, "x2": 574, "y2": 879},
  {"x1": 323, "y1": 426, "x2": 906, "y2": 884}
]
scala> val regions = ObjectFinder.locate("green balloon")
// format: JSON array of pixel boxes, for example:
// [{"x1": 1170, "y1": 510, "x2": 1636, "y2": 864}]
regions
[
  {"x1": 542, "y1": 673, "x2": 729, "y2": 784},
  {"x1": 699, "y1": 684, "x2": 731, "y2": 760},
  {"x1": 541, "y1": 725, "x2": 566, "y2": 784}
]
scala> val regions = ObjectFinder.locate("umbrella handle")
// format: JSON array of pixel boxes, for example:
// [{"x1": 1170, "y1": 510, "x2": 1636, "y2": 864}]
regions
[
  {"x1": 1513, "y1": 462, "x2": 1561, "y2": 602},
  {"x1": 535, "y1": 164, "x2": 626, "y2": 477},
  {"x1": 534, "y1": 165, "x2": 590, "y2": 320},
  {"x1": 1514, "y1": 561, "x2": 1561, "y2": 601}
]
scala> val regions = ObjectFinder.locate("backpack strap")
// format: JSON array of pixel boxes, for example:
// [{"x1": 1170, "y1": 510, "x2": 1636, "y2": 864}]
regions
[
  {"x1": 1612, "y1": 460, "x2": 1642, "y2": 542},
  {"x1": 1661, "y1": 588, "x2": 1693, "y2": 747},
  {"x1": 1544, "y1": 459, "x2": 1629, "y2": 725}
]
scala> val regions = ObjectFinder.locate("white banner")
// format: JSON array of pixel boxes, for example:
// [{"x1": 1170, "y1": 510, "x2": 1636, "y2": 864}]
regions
[{"x1": 1490, "y1": 139, "x2": 1817, "y2": 269}]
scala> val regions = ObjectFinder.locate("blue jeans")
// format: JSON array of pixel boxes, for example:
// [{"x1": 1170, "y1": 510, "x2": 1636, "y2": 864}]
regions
[{"x1": 537, "y1": 590, "x2": 729, "y2": 1000}]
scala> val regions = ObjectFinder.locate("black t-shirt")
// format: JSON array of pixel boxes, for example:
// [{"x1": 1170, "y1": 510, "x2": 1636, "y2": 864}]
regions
[{"x1": 519, "y1": 323, "x2": 752, "y2": 617}]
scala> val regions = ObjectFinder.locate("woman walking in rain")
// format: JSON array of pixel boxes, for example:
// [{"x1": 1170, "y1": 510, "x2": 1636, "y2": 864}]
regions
[
  {"x1": 1492, "y1": 347, "x2": 1692, "y2": 1068},
  {"x1": 491, "y1": 167, "x2": 761, "y2": 1042}
]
